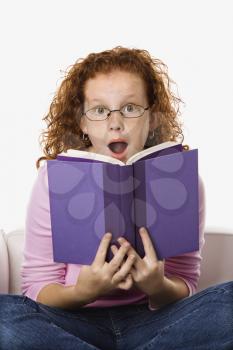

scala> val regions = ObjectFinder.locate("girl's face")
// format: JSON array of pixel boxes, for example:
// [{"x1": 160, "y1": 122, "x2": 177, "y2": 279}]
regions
[{"x1": 80, "y1": 70, "x2": 156, "y2": 163}]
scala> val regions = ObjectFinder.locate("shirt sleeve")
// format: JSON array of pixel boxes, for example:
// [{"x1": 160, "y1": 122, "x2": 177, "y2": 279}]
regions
[
  {"x1": 148, "y1": 175, "x2": 206, "y2": 311},
  {"x1": 20, "y1": 162, "x2": 67, "y2": 301}
]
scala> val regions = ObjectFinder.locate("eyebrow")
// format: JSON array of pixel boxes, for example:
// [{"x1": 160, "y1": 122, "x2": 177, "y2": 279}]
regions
[{"x1": 87, "y1": 94, "x2": 138, "y2": 104}]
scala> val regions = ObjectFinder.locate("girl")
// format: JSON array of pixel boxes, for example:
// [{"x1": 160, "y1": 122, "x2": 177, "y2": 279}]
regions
[{"x1": 0, "y1": 47, "x2": 232, "y2": 350}]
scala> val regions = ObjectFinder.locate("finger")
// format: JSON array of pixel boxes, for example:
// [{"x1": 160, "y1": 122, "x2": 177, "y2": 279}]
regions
[
  {"x1": 111, "y1": 245, "x2": 132, "y2": 276},
  {"x1": 111, "y1": 245, "x2": 121, "y2": 269},
  {"x1": 111, "y1": 254, "x2": 136, "y2": 284},
  {"x1": 139, "y1": 227, "x2": 157, "y2": 261},
  {"x1": 117, "y1": 238, "x2": 140, "y2": 259},
  {"x1": 111, "y1": 245, "x2": 118, "y2": 255},
  {"x1": 109, "y1": 241, "x2": 132, "y2": 274},
  {"x1": 93, "y1": 232, "x2": 112, "y2": 265},
  {"x1": 117, "y1": 237, "x2": 143, "y2": 270},
  {"x1": 118, "y1": 274, "x2": 133, "y2": 290}
]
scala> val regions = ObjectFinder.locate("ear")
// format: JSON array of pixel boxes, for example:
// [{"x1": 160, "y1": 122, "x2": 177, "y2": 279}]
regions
[
  {"x1": 149, "y1": 110, "x2": 159, "y2": 131},
  {"x1": 80, "y1": 116, "x2": 88, "y2": 135}
]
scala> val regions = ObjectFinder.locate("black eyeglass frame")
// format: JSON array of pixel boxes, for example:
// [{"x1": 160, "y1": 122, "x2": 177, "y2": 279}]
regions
[{"x1": 82, "y1": 104, "x2": 150, "y2": 121}]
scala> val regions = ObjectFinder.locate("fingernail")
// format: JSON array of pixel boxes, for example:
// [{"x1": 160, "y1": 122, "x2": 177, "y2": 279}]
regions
[{"x1": 105, "y1": 233, "x2": 112, "y2": 238}]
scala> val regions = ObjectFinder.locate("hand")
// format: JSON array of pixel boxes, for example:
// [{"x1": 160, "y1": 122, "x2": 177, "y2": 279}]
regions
[
  {"x1": 111, "y1": 227, "x2": 166, "y2": 297},
  {"x1": 75, "y1": 232, "x2": 136, "y2": 303}
]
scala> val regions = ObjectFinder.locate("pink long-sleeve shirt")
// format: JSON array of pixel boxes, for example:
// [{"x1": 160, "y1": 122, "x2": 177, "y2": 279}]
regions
[{"x1": 21, "y1": 162, "x2": 206, "y2": 308}]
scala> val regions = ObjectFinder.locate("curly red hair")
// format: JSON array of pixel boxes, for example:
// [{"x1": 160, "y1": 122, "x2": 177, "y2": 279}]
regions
[{"x1": 36, "y1": 46, "x2": 184, "y2": 168}]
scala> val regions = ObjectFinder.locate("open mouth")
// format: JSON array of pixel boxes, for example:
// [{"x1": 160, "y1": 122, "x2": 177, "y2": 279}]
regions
[{"x1": 108, "y1": 142, "x2": 128, "y2": 154}]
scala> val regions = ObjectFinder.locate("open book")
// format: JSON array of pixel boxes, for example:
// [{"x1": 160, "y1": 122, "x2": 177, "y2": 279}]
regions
[{"x1": 47, "y1": 141, "x2": 199, "y2": 265}]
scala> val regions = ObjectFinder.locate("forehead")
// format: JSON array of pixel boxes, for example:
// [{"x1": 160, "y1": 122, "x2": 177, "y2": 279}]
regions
[{"x1": 84, "y1": 70, "x2": 147, "y2": 102}]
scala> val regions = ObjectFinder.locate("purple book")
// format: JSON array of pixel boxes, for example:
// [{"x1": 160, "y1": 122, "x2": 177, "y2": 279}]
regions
[{"x1": 47, "y1": 142, "x2": 199, "y2": 265}]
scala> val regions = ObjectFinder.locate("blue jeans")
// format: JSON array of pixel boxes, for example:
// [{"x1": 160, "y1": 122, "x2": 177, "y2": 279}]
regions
[{"x1": 0, "y1": 281, "x2": 233, "y2": 350}]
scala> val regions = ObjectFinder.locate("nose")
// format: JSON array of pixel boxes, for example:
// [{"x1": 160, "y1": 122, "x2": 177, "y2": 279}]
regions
[{"x1": 107, "y1": 109, "x2": 125, "y2": 131}]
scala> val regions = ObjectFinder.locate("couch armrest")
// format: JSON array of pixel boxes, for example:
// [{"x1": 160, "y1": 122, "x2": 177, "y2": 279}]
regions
[
  {"x1": 0, "y1": 229, "x2": 9, "y2": 293},
  {"x1": 5, "y1": 230, "x2": 25, "y2": 294},
  {"x1": 197, "y1": 231, "x2": 233, "y2": 292}
]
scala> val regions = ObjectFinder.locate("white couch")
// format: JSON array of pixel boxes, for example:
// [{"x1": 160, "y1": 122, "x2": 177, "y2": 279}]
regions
[{"x1": 0, "y1": 228, "x2": 233, "y2": 295}]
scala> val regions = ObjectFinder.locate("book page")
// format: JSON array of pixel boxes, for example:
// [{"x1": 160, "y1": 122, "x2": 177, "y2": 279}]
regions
[
  {"x1": 126, "y1": 141, "x2": 180, "y2": 165},
  {"x1": 58, "y1": 141, "x2": 180, "y2": 166},
  {"x1": 58, "y1": 149, "x2": 124, "y2": 165}
]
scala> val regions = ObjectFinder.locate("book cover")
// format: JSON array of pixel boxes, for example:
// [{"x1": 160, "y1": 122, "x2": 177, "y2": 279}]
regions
[{"x1": 47, "y1": 143, "x2": 199, "y2": 265}]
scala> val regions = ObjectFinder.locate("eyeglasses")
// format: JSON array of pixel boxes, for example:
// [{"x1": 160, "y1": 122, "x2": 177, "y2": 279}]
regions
[{"x1": 82, "y1": 103, "x2": 150, "y2": 121}]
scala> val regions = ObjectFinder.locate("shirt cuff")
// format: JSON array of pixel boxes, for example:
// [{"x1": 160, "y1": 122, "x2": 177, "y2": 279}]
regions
[{"x1": 22, "y1": 281, "x2": 64, "y2": 302}]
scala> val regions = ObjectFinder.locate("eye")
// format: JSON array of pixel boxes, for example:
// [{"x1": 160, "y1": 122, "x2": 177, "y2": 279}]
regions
[
  {"x1": 95, "y1": 106, "x2": 107, "y2": 114},
  {"x1": 122, "y1": 103, "x2": 137, "y2": 113}
]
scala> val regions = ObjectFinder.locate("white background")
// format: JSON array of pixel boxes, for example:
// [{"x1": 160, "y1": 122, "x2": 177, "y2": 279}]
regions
[{"x1": 0, "y1": 0, "x2": 232, "y2": 233}]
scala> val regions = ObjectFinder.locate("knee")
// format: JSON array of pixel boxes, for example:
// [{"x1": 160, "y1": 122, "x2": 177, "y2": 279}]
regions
[
  {"x1": 0, "y1": 294, "x2": 26, "y2": 318},
  {"x1": 221, "y1": 280, "x2": 233, "y2": 293},
  {"x1": 0, "y1": 323, "x2": 29, "y2": 350},
  {"x1": 215, "y1": 280, "x2": 233, "y2": 290}
]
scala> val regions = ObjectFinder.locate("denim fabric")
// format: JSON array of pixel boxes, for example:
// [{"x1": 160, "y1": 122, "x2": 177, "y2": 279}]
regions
[{"x1": 0, "y1": 281, "x2": 233, "y2": 350}]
